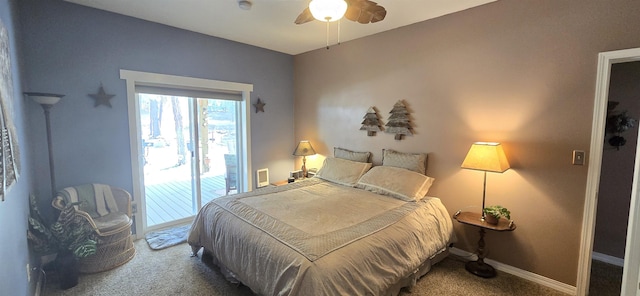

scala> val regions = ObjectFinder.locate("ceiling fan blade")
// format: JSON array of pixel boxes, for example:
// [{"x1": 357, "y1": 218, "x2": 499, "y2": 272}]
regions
[
  {"x1": 294, "y1": 7, "x2": 315, "y2": 24},
  {"x1": 344, "y1": 0, "x2": 387, "y2": 24}
]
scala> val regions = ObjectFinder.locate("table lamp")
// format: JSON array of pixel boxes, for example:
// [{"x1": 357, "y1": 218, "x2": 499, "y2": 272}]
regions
[
  {"x1": 293, "y1": 140, "x2": 316, "y2": 178},
  {"x1": 461, "y1": 142, "x2": 510, "y2": 220}
]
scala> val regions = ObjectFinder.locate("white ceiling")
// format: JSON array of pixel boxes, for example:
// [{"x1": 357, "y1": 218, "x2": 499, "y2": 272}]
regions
[{"x1": 65, "y1": 0, "x2": 496, "y2": 55}]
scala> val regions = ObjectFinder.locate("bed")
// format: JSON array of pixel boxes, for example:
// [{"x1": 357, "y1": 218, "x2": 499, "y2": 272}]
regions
[{"x1": 188, "y1": 152, "x2": 455, "y2": 296}]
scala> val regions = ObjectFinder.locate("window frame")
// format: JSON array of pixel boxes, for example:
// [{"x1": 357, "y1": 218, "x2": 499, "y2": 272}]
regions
[{"x1": 120, "y1": 69, "x2": 253, "y2": 238}]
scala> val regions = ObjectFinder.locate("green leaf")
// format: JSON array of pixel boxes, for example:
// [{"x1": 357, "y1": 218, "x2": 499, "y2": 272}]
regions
[
  {"x1": 73, "y1": 239, "x2": 97, "y2": 258},
  {"x1": 27, "y1": 196, "x2": 98, "y2": 259}
]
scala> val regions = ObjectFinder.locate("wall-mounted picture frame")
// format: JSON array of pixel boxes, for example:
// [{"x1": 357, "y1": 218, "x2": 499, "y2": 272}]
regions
[
  {"x1": 289, "y1": 170, "x2": 303, "y2": 180},
  {"x1": 256, "y1": 168, "x2": 269, "y2": 188}
]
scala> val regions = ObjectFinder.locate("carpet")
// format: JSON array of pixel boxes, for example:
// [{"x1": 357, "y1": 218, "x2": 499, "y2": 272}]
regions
[
  {"x1": 44, "y1": 241, "x2": 573, "y2": 296},
  {"x1": 145, "y1": 224, "x2": 191, "y2": 250},
  {"x1": 590, "y1": 260, "x2": 622, "y2": 295}
]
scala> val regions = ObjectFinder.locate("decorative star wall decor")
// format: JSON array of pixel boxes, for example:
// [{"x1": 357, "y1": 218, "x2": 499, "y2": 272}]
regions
[
  {"x1": 89, "y1": 83, "x2": 115, "y2": 108},
  {"x1": 253, "y1": 97, "x2": 266, "y2": 113}
]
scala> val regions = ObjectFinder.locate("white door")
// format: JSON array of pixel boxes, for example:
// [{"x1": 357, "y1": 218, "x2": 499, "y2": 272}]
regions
[{"x1": 578, "y1": 48, "x2": 640, "y2": 295}]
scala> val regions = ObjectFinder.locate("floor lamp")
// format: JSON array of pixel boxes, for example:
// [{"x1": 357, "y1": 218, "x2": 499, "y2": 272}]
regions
[{"x1": 25, "y1": 92, "x2": 64, "y2": 197}]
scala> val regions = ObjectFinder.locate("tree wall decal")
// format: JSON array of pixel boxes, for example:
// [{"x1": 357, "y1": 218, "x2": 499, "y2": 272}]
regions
[
  {"x1": 385, "y1": 100, "x2": 413, "y2": 140},
  {"x1": 360, "y1": 106, "x2": 383, "y2": 136}
]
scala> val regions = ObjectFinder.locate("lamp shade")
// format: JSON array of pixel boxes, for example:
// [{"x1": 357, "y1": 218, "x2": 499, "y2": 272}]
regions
[
  {"x1": 309, "y1": 0, "x2": 348, "y2": 22},
  {"x1": 293, "y1": 140, "x2": 316, "y2": 156},
  {"x1": 24, "y1": 92, "x2": 64, "y2": 105},
  {"x1": 461, "y1": 142, "x2": 510, "y2": 173}
]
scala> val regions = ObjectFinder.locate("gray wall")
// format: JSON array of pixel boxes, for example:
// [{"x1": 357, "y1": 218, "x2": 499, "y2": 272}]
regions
[
  {"x1": 0, "y1": 0, "x2": 34, "y2": 295},
  {"x1": 19, "y1": 0, "x2": 295, "y2": 202},
  {"x1": 12, "y1": 2, "x2": 294, "y2": 294}
]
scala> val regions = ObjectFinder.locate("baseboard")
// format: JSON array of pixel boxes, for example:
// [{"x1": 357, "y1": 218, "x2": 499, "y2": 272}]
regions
[
  {"x1": 592, "y1": 252, "x2": 624, "y2": 267},
  {"x1": 449, "y1": 247, "x2": 577, "y2": 295}
]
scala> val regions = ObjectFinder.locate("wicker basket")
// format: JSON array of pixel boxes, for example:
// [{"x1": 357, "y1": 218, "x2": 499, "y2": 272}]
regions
[
  {"x1": 98, "y1": 225, "x2": 132, "y2": 244},
  {"x1": 79, "y1": 226, "x2": 136, "y2": 273},
  {"x1": 52, "y1": 184, "x2": 137, "y2": 274}
]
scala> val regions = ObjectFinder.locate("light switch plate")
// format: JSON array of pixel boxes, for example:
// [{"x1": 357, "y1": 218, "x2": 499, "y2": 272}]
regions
[{"x1": 573, "y1": 150, "x2": 585, "y2": 165}]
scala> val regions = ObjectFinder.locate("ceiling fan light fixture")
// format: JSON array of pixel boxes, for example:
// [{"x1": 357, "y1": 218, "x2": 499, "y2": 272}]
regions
[{"x1": 309, "y1": 0, "x2": 347, "y2": 22}]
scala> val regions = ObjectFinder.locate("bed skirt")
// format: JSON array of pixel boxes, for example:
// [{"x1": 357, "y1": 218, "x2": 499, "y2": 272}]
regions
[{"x1": 197, "y1": 246, "x2": 450, "y2": 296}]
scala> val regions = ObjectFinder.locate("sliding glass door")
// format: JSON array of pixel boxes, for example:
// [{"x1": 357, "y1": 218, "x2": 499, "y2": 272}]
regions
[
  {"x1": 121, "y1": 69, "x2": 253, "y2": 237},
  {"x1": 137, "y1": 93, "x2": 240, "y2": 229}
]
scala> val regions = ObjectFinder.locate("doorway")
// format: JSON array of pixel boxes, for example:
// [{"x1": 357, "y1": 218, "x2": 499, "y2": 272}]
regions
[
  {"x1": 121, "y1": 69, "x2": 254, "y2": 237},
  {"x1": 578, "y1": 48, "x2": 640, "y2": 295},
  {"x1": 591, "y1": 61, "x2": 640, "y2": 294}
]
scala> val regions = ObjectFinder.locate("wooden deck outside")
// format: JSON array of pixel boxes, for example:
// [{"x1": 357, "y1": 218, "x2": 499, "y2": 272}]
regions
[{"x1": 145, "y1": 173, "x2": 234, "y2": 226}]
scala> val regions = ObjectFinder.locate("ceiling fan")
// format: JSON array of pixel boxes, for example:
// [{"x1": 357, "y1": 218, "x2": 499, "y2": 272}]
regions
[{"x1": 294, "y1": 0, "x2": 387, "y2": 25}]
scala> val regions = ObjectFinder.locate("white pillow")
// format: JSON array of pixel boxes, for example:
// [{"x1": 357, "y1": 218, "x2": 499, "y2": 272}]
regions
[
  {"x1": 316, "y1": 157, "x2": 373, "y2": 187},
  {"x1": 382, "y1": 149, "x2": 427, "y2": 175},
  {"x1": 356, "y1": 166, "x2": 434, "y2": 201}
]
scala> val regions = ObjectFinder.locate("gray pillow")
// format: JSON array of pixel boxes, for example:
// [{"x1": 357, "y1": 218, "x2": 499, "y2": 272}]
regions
[
  {"x1": 382, "y1": 149, "x2": 427, "y2": 175},
  {"x1": 334, "y1": 147, "x2": 371, "y2": 163}
]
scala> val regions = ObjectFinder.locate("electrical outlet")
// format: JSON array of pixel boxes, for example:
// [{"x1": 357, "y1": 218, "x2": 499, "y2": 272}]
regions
[
  {"x1": 26, "y1": 263, "x2": 30, "y2": 282},
  {"x1": 132, "y1": 203, "x2": 138, "y2": 214},
  {"x1": 573, "y1": 150, "x2": 585, "y2": 165}
]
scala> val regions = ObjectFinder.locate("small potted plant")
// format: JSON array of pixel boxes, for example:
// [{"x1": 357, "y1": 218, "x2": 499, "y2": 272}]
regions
[
  {"x1": 607, "y1": 111, "x2": 637, "y2": 150},
  {"x1": 483, "y1": 205, "x2": 511, "y2": 225},
  {"x1": 27, "y1": 195, "x2": 97, "y2": 289}
]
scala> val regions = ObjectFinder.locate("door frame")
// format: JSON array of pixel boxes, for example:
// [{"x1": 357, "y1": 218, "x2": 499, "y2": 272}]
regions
[
  {"x1": 578, "y1": 47, "x2": 640, "y2": 295},
  {"x1": 120, "y1": 69, "x2": 253, "y2": 238}
]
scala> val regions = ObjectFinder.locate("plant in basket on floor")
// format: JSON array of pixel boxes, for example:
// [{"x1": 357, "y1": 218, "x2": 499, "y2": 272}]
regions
[
  {"x1": 27, "y1": 195, "x2": 97, "y2": 289},
  {"x1": 482, "y1": 205, "x2": 511, "y2": 225}
]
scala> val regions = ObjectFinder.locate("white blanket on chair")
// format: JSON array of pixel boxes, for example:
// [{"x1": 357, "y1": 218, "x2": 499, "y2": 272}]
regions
[
  {"x1": 94, "y1": 184, "x2": 118, "y2": 216},
  {"x1": 60, "y1": 184, "x2": 119, "y2": 217}
]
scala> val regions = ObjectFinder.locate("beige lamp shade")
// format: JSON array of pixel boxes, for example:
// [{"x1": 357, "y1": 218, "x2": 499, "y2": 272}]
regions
[
  {"x1": 293, "y1": 140, "x2": 316, "y2": 156},
  {"x1": 461, "y1": 142, "x2": 510, "y2": 173},
  {"x1": 24, "y1": 92, "x2": 64, "y2": 105}
]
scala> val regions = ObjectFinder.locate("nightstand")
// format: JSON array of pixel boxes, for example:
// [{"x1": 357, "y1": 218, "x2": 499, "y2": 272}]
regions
[{"x1": 453, "y1": 211, "x2": 516, "y2": 278}]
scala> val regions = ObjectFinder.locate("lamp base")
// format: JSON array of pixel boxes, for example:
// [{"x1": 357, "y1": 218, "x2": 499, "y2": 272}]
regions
[
  {"x1": 301, "y1": 156, "x2": 308, "y2": 178},
  {"x1": 465, "y1": 260, "x2": 497, "y2": 278}
]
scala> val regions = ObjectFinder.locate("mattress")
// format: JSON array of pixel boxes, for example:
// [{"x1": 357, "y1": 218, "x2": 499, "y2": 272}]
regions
[{"x1": 188, "y1": 178, "x2": 454, "y2": 296}]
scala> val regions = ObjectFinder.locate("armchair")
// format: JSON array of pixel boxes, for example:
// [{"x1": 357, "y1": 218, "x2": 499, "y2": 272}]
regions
[{"x1": 52, "y1": 184, "x2": 136, "y2": 273}]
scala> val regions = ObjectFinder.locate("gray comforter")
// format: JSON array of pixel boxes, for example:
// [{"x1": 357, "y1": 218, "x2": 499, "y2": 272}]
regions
[{"x1": 188, "y1": 178, "x2": 454, "y2": 296}]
